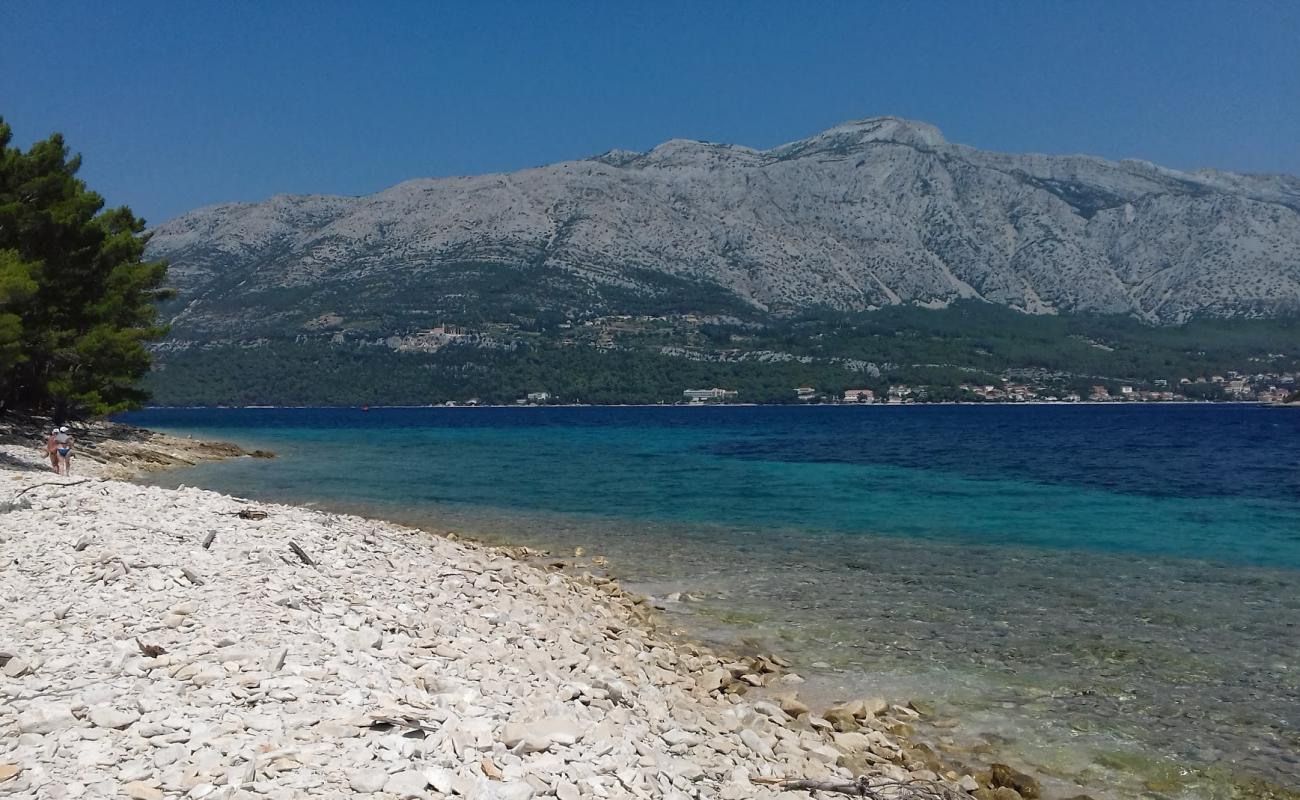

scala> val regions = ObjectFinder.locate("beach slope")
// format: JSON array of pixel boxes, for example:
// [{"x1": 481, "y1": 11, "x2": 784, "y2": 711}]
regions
[{"x1": 0, "y1": 442, "x2": 964, "y2": 799}]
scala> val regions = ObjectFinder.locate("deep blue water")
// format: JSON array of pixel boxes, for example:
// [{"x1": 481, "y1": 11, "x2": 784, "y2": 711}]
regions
[{"x1": 120, "y1": 404, "x2": 1300, "y2": 797}]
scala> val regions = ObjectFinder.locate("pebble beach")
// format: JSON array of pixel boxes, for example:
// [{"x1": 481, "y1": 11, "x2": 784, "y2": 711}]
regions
[{"x1": 0, "y1": 429, "x2": 1013, "y2": 800}]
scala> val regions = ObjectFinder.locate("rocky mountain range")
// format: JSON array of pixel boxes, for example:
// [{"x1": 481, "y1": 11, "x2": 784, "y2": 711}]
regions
[{"x1": 147, "y1": 116, "x2": 1300, "y2": 339}]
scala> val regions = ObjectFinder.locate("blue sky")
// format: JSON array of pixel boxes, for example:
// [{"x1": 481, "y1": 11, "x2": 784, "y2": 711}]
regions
[{"x1": 3, "y1": 1, "x2": 1297, "y2": 223}]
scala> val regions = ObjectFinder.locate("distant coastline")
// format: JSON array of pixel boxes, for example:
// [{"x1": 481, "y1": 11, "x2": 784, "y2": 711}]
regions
[{"x1": 135, "y1": 398, "x2": 1278, "y2": 411}]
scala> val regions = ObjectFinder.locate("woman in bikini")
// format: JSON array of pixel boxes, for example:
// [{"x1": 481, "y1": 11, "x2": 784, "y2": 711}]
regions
[{"x1": 54, "y1": 426, "x2": 73, "y2": 476}]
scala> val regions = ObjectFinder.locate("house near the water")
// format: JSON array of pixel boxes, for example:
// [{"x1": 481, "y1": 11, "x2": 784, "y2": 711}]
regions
[{"x1": 683, "y1": 388, "x2": 738, "y2": 403}]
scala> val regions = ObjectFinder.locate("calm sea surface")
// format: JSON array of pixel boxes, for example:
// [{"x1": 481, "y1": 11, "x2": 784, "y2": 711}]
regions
[{"x1": 121, "y1": 404, "x2": 1300, "y2": 798}]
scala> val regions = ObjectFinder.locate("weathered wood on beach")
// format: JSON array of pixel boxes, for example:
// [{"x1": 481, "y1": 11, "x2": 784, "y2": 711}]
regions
[
  {"x1": 135, "y1": 638, "x2": 166, "y2": 657},
  {"x1": 288, "y1": 541, "x2": 314, "y2": 566},
  {"x1": 11, "y1": 479, "x2": 91, "y2": 502},
  {"x1": 368, "y1": 715, "x2": 440, "y2": 734},
  {"x1": 181, "y1": 566, "x2": 206, "y2": 586},
  {"x1": 202, "y1": 531, "x2": 216, "y2": 549},
  {"x1": 751, "y1": 776, "x2": 961, "y2": 799}
]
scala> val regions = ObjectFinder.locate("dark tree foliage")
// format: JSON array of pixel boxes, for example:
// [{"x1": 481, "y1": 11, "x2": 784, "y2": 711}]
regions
[
  {"x1": 145, "y1": 341, "x2": 880, "y2": 406},
  {"x1": 766, "y1": 301, "x2": 1300, "y2": 382},
  {"x1": 0, "y1": 118, "x2": 171, "y2": 418}
]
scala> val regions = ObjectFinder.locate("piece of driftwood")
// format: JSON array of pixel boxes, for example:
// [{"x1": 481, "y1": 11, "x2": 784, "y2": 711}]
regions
[
  {"x1": 181, "y1": 566, "x2": 206, "y2": 586},
  {"x1": 11, "y1": 478, "x2": 91, "y2": 501},
  {"x1": 202, "y1": 531, "x2": 216, "y2": 549},
  {"x1": 751, "y1": 776, "x2": 961, "y2": 799},
  {"x1": 136, "y1": 638, "x2": 166, "y2": 657},
  {"x1": 368, "y1": 715, "x2": 440, "y2": 734},
  {"x1": 237, "y1": 508, "x2": 268, "y2": 520},
  {"x1": 288, "y1": 542, "x2": 314, "y2": 566}
]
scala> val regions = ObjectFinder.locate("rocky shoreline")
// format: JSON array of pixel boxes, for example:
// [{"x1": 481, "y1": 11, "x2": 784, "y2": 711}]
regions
[
  {"x1": 0, "y1": 417, "x2": 269, "y2": 481},
  {"x1": 1, "y1": 428, "x2": 1057, "y2": 800}
]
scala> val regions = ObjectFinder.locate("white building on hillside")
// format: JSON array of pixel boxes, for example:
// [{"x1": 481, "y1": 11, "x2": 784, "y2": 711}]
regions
[{"x1": 683, "y1": 388, "x2": 738, "y2": 403}]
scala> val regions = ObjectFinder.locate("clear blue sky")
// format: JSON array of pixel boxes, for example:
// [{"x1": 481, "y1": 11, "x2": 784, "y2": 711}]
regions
[{"x1": 3, "y1": 1, "x2": 1298, "y2": 224}]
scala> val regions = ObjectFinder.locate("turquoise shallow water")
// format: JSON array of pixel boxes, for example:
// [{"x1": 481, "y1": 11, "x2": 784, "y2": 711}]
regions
[{"x1": 124, "y1": 405, "x2": 1300, "y2": 798}]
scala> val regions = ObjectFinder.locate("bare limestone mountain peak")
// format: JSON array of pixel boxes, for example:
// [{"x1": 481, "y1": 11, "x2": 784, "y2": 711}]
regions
[
  {"x1": 772, "y1": 115, "x2": 948, "y2": 152},
  {"x1": 147, "y1": 117, "x2": 1300, "y2": 341}
]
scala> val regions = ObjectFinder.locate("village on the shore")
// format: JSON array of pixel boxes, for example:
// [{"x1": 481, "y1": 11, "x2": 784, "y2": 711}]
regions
[
  {"x1": 375, "y1": 318, "x2": 1300, "y2": 408},
  {"x1": 751, "y1": 371, "x2": 1299, "y2": 406},
  {"x1": 572, "y1": 370, "x2": 1299, "y2": 406}
]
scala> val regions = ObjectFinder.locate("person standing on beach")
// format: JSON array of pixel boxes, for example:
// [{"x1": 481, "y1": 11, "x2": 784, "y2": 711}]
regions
[
  {"x1": 54, "y1": 426, "x2": 73, "y2": 476},
  {"x1": 45, "y1": 429, "x2": 60, "y2": 472}
]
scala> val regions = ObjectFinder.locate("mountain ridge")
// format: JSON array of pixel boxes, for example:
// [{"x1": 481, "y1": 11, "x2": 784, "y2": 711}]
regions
[{"x1": 147, "y1": 116, "x2": 1300, "y2": 339}]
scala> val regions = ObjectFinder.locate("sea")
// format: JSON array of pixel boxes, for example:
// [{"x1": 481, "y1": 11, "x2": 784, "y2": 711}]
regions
[{"x1": 119, "y1": 404, "x2": 1300, "y2": 799}]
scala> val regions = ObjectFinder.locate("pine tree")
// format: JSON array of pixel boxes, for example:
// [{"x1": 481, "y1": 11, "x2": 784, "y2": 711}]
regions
[
  {"x1": 0, "y1": 117, "x2": 171, "y2": 417},
  {"x1": 0, "y1": 248, "x2": 38, "y2": 380}
]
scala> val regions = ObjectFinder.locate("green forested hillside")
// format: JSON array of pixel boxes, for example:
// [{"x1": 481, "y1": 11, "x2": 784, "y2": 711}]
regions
[
  {"x1": 145, "y1": 302, "x2": 1300, "y2": 406},
  {"x1": 759, "y1": 303, "x2": 1300, "y2": 376}
]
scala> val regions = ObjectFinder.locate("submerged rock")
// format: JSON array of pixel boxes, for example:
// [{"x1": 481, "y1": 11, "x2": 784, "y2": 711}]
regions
[
  {"x1": 989, "y1": 763, "x2": 1041, "y2": 799},
  {"x1": 823, "y1": 705, "x2": 860, "y2": 731},
  {"x1": 778, "y1": 694, "x2": 811, "y2": 717}
]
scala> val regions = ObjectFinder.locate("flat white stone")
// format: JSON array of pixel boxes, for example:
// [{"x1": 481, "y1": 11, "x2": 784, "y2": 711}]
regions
[
  {"x1": 122, "y1": 782, "x2": 164, "y2": 800},
  {"x1": 17, "y1": 703, "x2": 77, "y2": 734},
  {"x1": 423, "y1": 767, "x2": 455, "y2": 794},
  {"x1": 661, "y1": 728, "x2": 701, "y2": 747},
  {"x1": 2, "y1": 656, "x2": 34, "y2": 677},
  {"x1": 348, "y1": 769, "x2": 389, "y2": 793},
  {"x1": 498, "y1": 781, "x2": 537, "y2": 800},
  {"x1": 89, "y1": 706, "x2": 140, "y2": 729},
  {"x1": 382, "y1": 770, "x2": 429, "y2": 798}
]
